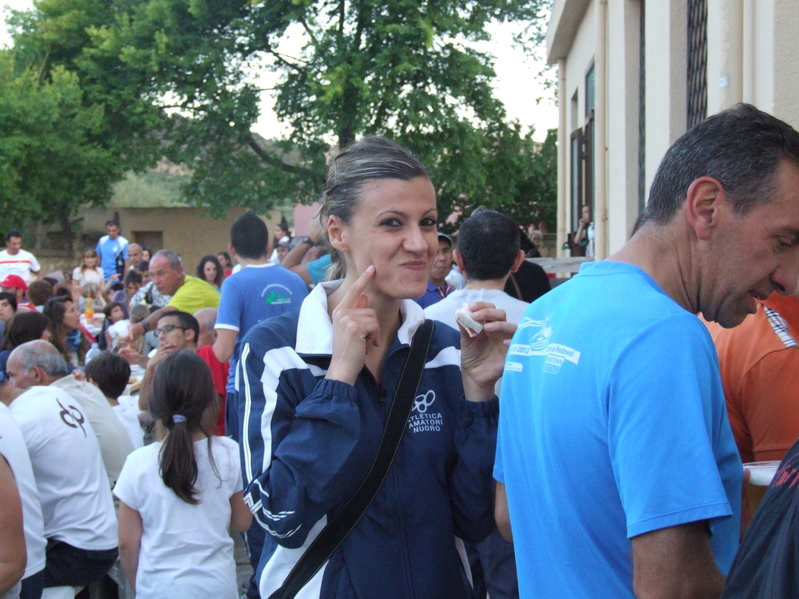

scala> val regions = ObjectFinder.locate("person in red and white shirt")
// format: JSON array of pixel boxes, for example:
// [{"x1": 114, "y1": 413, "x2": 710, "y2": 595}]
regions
[{"x1": 0, "y1": 230, "x2": 41, "y2": 285}]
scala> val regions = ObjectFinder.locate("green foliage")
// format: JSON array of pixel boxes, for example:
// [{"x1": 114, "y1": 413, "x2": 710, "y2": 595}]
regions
[
  {"x1": 6, "y1": 0, "x2": 554, "y2": 224},
  {"x1": 0, "y1": 50, "x2": 120, "y2": 232},
  {"x1": 110, "y1": 168, "x2": 190, "y2": 207}
]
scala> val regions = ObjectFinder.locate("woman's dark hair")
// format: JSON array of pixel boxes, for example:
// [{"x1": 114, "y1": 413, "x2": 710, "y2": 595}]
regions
[
  {"x1": 137, "y1": 260, "x2": 149, "y2": 273},
  {"x1": 196, "y1": 255, "x2": 223, "y2": 288},
  {"x1": 43, "y1": 296, "x2": 89, "y2": 365},
  {"x1": 319, "y1": 137, "x2": 429, "y2": 279},
  {"x1": 1, "y1": 311, "x2": 50, "y2": 350},
  {"x1": 151, "y1": 350, "x2": 218, "y2": 504},
  {"x1": 217, "y1": 251, "x2": 232, "y2": 269}
]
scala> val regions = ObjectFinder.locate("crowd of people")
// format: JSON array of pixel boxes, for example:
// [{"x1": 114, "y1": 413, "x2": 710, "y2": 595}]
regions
[{"x1": 3, "y1": 103, "x2": 799, "y2": 599}]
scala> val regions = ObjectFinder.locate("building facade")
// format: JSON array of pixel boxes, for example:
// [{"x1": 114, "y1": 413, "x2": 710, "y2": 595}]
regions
[{"x1": 547, "y1": 0, "x2": 799, "y2": 258}]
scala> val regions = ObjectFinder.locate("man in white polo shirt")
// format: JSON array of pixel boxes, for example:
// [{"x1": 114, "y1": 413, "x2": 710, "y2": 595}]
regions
[
  {"x1": 0, "y1": 230, "x2": 41, "y2": 285},
  {"x1": 6, "y1": 341, "x2": 118, "y2": 590},
  {"x1": 0, "y1": 381, "x2": 46, "y2": 599}
]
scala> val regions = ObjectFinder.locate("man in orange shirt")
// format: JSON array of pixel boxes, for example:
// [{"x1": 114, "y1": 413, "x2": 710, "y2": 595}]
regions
[{"x1": 705, "y1": 292, "x2": 799, "y2": 464}]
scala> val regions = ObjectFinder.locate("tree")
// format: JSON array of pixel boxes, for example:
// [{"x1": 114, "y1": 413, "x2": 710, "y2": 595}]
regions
[
  {"x1": 0, "y1": 50, "x2": 120, "y2": 237},
  {"x1": 7, "y1": 0, "x2": 552, "y2": 219}
]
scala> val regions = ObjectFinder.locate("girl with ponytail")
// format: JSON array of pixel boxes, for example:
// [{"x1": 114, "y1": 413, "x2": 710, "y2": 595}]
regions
[{"x1": 113, "y1": 350, "x2": 251, "y2": 598}]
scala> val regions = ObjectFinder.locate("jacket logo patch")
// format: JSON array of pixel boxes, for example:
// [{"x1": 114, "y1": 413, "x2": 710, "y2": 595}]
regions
[{"x1": 409, "y1": 390, "x2": 442, "y2": 433}]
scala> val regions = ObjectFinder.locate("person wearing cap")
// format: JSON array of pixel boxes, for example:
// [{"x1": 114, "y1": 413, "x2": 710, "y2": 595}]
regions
[
  {"x1": 274, "y1": 240, "x2": 291, "y2": 264},
  {"x1": 0, "y1": 230, "x2": 42, "y2": 285},
  {"x1": 0, "y1": 275, "x2": 33, "y2": 311},
  {"x1": 413, "y1": 232, "x2": 454, "y2": 308}
]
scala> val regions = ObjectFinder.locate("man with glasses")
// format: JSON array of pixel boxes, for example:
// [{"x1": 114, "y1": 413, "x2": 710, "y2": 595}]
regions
[{"x1": 137, "y1": 311, "x2": 199, "y2": 412}]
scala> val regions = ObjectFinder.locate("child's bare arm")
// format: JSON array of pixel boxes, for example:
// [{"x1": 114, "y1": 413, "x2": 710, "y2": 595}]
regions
[
  {"x1": 118, "y1": 501, "x2": 143, "y2": 593},
  {"x1": 229, "y1": 491, "x2": 253, "y2": 533}
]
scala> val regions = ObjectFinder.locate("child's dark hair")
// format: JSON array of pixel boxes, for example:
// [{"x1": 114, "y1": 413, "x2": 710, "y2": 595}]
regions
[
  {"x1": 150, "y1": 350, "x2": 218, "y2": 504},
  {"x1": 84, "y1": 352, "x2": 131, "y2": 400},
  {"x1": 103, "y1": 301, "x2": 123, "y2": 319}
]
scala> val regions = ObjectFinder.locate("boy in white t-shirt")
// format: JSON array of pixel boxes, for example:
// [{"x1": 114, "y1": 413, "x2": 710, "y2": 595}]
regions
[{"x1": 85, "y1": 352, "x2": 143, "y2": 450}]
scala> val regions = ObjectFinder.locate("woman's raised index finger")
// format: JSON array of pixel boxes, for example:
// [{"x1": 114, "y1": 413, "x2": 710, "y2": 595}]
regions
[{"x1": 341, "y1": 265, "x2": 376, "y2": 307}]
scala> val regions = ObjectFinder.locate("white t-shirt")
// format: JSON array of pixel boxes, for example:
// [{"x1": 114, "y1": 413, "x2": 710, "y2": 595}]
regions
[
  {"x1": 424, "y1": 287, "x2": 530, "y2": 329},
  {"x1": 0, "y1": 403, "x2": 45, "y2": 578},
  {"x1": 72, "y1": 266, "x2": 105, "y2": 287},
  {"x1": 9, "y1": 386, "x2": 118, "y2": 550},
  {"x1": 112, "y1": 402, "x2": 143, "y2": 450},
  {"x1": 425, "y1": 288, "x2": 530, "y2": 395},
  {"x1": 0, "y1": 249, "x2": 41, "y2": 284},
  {"x1": 50, "y1": 375, "x2": 134, "y2": 488},
  {"x1": 114, "y1": 436, "x2": 242, "y2": 599}
]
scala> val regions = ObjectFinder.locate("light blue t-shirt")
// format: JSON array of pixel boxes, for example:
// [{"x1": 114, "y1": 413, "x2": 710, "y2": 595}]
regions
[
  {"x1": 495, "y1": 260, "x2": 742, "y2": 598},
  {"x1": 216, "y1": 264, "x2": 309, "y2": 394},
  {"x1": 95, "y1": 234, "x2": 129, "y2": 281}
]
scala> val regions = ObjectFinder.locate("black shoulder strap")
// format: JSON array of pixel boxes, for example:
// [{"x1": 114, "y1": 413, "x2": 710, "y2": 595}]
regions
[{"x1": 269, "y1": 319, "x2": 435, "y2": 599}]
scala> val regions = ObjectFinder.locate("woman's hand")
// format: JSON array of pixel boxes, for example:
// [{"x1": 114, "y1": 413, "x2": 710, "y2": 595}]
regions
[
  {"x1": 326, "y1": 265, "x2": 379, "y2": 386},
  {"x1": 458, "y1": 302, "x2": 517, "y2": 402}
]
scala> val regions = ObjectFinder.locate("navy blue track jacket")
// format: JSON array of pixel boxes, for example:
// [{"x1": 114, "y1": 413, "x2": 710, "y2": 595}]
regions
[{"x1": 238, "y1": 282, "x2": 499, "y2": 599}]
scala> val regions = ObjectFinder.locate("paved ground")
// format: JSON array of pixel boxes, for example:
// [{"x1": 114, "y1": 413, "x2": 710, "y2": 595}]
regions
[{"x1": 234, "y1": 531, "x2": 255, "y2": 597}]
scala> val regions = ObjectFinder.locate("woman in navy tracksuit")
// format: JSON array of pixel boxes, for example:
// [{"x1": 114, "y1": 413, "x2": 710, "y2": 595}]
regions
[{"x1": 238, "y1": 138, "x2": 514, "y2": 599}]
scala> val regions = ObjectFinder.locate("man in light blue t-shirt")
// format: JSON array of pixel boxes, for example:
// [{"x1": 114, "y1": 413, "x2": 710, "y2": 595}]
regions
[
  {"x1": 496, "y1": 104, "x2": 799, "y2": 598},
  {"x1": 213, "y1": 212, "x2": 307, "y2": 599},
  {"x1": 95, "y1": 220, "x2": 129, "y2": 282}
]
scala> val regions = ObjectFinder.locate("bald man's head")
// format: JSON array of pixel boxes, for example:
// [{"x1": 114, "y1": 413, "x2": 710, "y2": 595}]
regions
[
  {"x1": 7, "y1": 340, "x2": 68, "y2": 389},
  {"x1": 194, "y1": 308, "x2": 217, "y2": 348}
]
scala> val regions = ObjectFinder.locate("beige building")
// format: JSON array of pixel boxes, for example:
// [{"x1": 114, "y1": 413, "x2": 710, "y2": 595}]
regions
[{"x1": 547, "y1": 0, "x2": 799, "y2": 259}]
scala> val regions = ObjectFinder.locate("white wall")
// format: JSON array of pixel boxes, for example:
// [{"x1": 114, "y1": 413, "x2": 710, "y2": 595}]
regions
[
  {"x1": 644, "y1": 0, "x2": 687, "y2": 196},
  {"x1": 605, "y1": 0, "x2": 641, "y2": 251},
  {"x1": 772, "y1": 0, "x2": 799, "y2": 127}
]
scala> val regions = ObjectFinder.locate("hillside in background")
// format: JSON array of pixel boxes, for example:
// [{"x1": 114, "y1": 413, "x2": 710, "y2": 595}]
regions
[{"x1": 109, "y1": 159, "x2": 191, "y2": 207}]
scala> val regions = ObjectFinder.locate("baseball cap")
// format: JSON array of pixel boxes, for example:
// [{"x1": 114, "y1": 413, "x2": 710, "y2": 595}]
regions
[
  {"x1": 0, "y1": 275, "x2": 27, "y2": 293},
  {"x1": 437, "y1": 231, "x2": 453, "y2": 244}
]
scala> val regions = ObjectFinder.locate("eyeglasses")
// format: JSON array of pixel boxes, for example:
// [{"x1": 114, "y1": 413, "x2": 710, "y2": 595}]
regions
[{"x1": 155, "y1": 324, "x2": 187, "y2": 336}]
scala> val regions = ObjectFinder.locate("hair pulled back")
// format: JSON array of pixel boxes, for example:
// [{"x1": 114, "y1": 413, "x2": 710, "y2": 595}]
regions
[
  {"x1": 318, "y1": 137, "x2": 430, "y2": 280},
  {"x1": 151, "y1": 349, "x2": 218, "y2": 504}
]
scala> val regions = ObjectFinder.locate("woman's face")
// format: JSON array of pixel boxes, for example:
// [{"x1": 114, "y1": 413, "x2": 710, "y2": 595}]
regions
[
  {"x1": 84, "y1": 253, "x2": 97, "y2": 268},
  {"x1": 332, "y1": 177, "x2": 438, "y2": 300},
  {"x1": 203, "y1": 261, "x2": 217, "y2": 284},
  {"x1": 141, "y1": 249, "x2": 151, "y2": 261},
  {"x1": 126, "y1": 282, "x2": 141, "y2": 297},
  {"x1": 62, "y1": 300, "x2": 81, "y2": 331},
  {"x1": 217, "y1": 253, "x2": 229, "y2": 269}
]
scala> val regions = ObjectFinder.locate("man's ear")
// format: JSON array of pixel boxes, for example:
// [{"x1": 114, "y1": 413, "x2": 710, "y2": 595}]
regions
[
  {"x1": 510, "y1": 249, "x2": 526, "y2": 274},
  {"x1": 30, "y1": 366, "x2": 44, "y2": 384},
  {"x1": 685, "y1": 177, "x2": 726, "y2": 241},
  {"x1": 327, "y1": 215, "x2": 348, "y2": 252},
  {"x1": 228, "y1": 243, "x2": 237, "y2": 259},
  {"x1": 453, "y1": 249, "x2": 467, "y2": 275}
]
